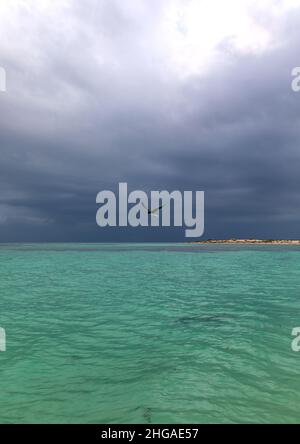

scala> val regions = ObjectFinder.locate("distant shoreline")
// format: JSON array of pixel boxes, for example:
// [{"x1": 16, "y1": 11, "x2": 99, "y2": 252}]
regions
[{"x1": 192, "y1": 239, "x2": 300, "y2": 245}]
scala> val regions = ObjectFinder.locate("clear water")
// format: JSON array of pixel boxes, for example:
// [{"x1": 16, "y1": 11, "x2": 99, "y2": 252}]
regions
[{"x1": 0, "y1": 243, "x2": 300, "y2": 424}]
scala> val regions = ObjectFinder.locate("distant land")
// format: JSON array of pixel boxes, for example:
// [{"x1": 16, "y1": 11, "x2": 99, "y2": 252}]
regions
[{"x1": 193, "y1": 239, "x2": 300, "y2": 245}]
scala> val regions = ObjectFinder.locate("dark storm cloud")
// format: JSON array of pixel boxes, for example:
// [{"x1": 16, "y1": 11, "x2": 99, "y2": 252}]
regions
[{"x1": 1, "y1": 0, "x2": 300, "y2": 241}]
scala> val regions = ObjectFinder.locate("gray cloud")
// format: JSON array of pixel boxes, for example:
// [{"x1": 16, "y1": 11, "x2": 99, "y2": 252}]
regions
[{"x1": 1, "y1": 0, "x2": 300, "y2": 241}]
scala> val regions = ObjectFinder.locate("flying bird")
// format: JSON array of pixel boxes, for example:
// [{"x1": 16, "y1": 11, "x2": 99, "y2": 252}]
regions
[{"x1": 141, "y1": 202, "x2": 165, "y2": 217}]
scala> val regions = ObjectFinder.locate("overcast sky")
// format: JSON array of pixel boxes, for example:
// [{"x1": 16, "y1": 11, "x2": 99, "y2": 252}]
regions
[{"x1": 1, "y1": 0, "x2": 300, "y2": 241}]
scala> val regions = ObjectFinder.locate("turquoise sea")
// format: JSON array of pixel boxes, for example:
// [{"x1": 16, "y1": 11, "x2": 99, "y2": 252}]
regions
[{"x1": 1, "y1": 243, "x2": 300, "y2": 424}]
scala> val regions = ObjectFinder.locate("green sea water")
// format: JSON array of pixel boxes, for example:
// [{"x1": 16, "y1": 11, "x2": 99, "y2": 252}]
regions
[{"x1": 1, "y1": 243, "x2": 300, "y2": 424}]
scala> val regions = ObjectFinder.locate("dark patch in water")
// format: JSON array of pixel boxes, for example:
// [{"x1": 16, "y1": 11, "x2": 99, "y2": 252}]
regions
[
  {"x1": 177, "y1": 315, "x2": 231, "y2": 325},
  {"x1": 143, "y1": 407, "x2": 152, "y2": 424}
]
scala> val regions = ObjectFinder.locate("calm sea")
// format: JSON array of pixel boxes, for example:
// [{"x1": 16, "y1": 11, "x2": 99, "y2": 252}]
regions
[{"x1": 0, "y1": 243, "x2": 300, "y2": 423}]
